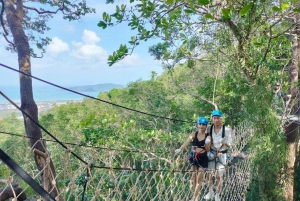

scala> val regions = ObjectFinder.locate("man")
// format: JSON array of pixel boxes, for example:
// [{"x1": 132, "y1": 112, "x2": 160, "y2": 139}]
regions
[
  {"x1": 272, "y1": 82, "x2": 291, "y2": 114},
  {"x1": 204, "y1": 109, "x2": 232, "y2": 201}
]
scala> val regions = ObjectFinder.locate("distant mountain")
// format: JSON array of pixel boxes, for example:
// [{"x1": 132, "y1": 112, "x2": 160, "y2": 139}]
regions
[{"x1": 69, "y1": 83, "x2": 124, "y2": 92}]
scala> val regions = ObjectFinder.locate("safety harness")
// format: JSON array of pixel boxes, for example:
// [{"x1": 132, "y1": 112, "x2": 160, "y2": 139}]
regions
[
  {"x1": 189, "y1": 132, "x2": 207, "y2": 166},
  {"x1": 208, "y1": 124, "x2": 228, "y2": 169}
]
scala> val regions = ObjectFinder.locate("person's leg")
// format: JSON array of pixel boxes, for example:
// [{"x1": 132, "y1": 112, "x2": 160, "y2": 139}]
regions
[
  {"x1": 214, "y1": 174, "x2": 222, "y2": 201},
  {"x1": 216, "y1": 175, "x2": 223, "y2": 194},
  {"x1": 215, "y1": 154, "x2": 226, "y2": 201},
  {"x1": 191, "y1": 168, "x2": 203, "y2": 201},
  {"x1": 204, "y1": 162, "x2": 214, "y2": 200},
  {"x1": 191, "y1": 165, "x2": 197, "y2": 189}
]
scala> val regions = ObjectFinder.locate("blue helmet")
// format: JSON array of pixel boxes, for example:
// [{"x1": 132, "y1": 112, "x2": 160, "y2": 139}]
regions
[
  {"x1": 211, "y1": 109, "x2": 223, "y2": 117},
  {"x1": 197, "y1": 117, "x2": 208, "y2": 125}
]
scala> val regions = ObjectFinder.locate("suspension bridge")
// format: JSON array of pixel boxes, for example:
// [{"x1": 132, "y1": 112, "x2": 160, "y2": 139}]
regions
[
  {"x1": 0, "y1": 62, "x2": 268, "y2": 200},
  {"x1": 0, "y1": 117, "x2": 253, "y2": 201}
]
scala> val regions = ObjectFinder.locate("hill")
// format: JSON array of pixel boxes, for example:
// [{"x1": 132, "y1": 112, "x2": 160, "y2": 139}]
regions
[{"x1": 69, "y1": 83, "x2": 124, "y2": 92}]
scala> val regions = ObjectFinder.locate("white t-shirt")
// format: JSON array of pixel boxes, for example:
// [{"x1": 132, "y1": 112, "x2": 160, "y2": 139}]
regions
[{"x1": 211, "y1": 125, "x2": 232, "y2": 151}]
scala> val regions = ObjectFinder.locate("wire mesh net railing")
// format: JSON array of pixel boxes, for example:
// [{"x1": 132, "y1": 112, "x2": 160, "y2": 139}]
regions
[{"x1": 0, "y1": 120, "x2": 253, "y2": 201}]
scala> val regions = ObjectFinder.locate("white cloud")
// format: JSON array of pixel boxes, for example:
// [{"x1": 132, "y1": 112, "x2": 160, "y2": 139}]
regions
[
  {"x1": 72, "y1": 41, "x2": 82, "y2": 47},
  {"x1": 82, "y1": 29, "x2": 100, "y2": 44},
  {"x1": 70, "y1": 30, "x2": 107, "y2": 60},
  {"x1": 71, "y1": 44, "x2": 107, "y2": 60},
  {"x1": 115, "y1": 54, "x2": 142, "y2": 67},
  {"x1": 47, "y1": 37, "x2": 69, "y2": 54}
]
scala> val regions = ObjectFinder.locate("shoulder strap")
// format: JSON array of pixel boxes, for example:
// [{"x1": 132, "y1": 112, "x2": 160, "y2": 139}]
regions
[
  {"x1": 209, "y1": 124, "x2": 214, "y2": 137},
  {"x1": 210, "y1": 124, "x2": 225, "y2": 137}
]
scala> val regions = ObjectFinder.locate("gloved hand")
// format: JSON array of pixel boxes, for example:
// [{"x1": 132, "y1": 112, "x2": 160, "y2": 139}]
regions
[
  {"x1": 174, "y1": 148, "x2": 182, "y2": 154},
  {"x1": 219, "y1": 137, "x2": 226, "y2": 144},
  {"x1": 205, "y1": 137, "x2": 211, "y2": 144}
]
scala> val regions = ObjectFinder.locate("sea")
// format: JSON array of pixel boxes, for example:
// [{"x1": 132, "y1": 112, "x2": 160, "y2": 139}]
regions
[{"x1": 0, "y1": 85, "x2": 101, "y2": 104}]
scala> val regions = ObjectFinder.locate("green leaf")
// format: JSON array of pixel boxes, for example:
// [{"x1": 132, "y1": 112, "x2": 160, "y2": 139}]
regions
[
  {"x1": 272, "y1": 6, "x2": 280, "y2": 12},
  {"x1": 184, "y1": 9, "x2": 194, "y2": 14},
  {"x1": 253, "y1": 42, "x2": 262, "y2": 47},
  {"x1": 131, "y1": 36, "x2": 136, "y2": 41},
  {"x1": 97, "y1": 21, "x2": 107, "y2": 29},
  {"x1": 239, "y1": 2, "x2": 254, "y2": 17},
  {"x1": 198, "y1": 0, "x2": 211, "y2": 5},
  {"x1": 103, "y1": 12, "x2": 107, "y2": 20},
  {"x1": 204, "y1": 13, "x2": 214, "y2": 19},
  {"x1": 187, "y1": 60, "x2": 195, "y2": 68},
  {"x1": 129, "y1": 0, "x2": 134, "y2": 3},
  {"x1": 280, "y1": 2, "x2": 289, "y2": 11},
  {"x1": 221, "y1": 8, "x2": 231, "y2": 19},
  {"x1": 293, "y1": 8, "x2": 300, "y2": 13},
  {"x1": 121, "y1": 4, "x2": 126, "y2": 11},
  {"x1": 166, "y1": 0, "x2": 174, "y2": 4},
  {"x1": 179, "y1": 33, "x2": 186, "y2": 38}
]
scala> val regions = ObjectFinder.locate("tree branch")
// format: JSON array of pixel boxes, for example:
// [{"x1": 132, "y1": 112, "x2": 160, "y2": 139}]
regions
[
  {"x1": 23, "y1": 5, "x2": 61, "y2": 15},
  {"x1": 253, "y1": 14, "x2": 299, "y2": 76},
  {"x1": 169, "y1": 73, "x2": 218, "y2": 109},
  {"x1": 0, "y1": 0, "x2": 8, "y2": 35},
  {"x1": 0, "y1": 0, "x2": 15, "y2": 47},
  {"x1": 272, "y1": 19, "x2": 300, "y2": 39}
]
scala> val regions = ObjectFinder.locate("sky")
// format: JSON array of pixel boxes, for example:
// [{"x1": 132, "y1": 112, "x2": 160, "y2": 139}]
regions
[{"x1": 0, "y1": 0, "x2": 163, "y2": 87}]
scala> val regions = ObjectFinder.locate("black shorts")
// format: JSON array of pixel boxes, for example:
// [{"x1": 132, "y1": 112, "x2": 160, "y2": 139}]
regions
[{"x1": 189, "y1": 151, "x2": 208, "y2": 168}]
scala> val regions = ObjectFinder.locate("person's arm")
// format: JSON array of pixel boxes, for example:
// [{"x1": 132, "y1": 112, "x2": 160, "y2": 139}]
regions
[
  {"x1": 179, "y1": 132, "x2": 195, "y2": 150},
  {"x1": 219, "y1": 128, "x2": 232, "y2": 148},
  {"x1": 174, "y1": 132, "x2": 195, "y2": 154},
  {"x1": 205, "y1": 136, "x2": 211, "y2": 152}
]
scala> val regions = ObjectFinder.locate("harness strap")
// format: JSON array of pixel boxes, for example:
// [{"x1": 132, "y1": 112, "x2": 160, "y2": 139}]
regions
[
  {"x1": 194, "y1": 149, "x2": 206, "y2": 160},
  {"x1": 216, "y1": 145, "x2": 223, "y2": 157},
  {"x1": 208, "y1": 148, "x2": 228, "y2": 166}
]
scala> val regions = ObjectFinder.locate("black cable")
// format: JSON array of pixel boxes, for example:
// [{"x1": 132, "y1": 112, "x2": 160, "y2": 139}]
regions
[
  {"x1": 0, "y1": 149, "x2": 55, "y2": 201},
  {"x1": 0, "y1": 63, "x2": 193, "y2": 123}
]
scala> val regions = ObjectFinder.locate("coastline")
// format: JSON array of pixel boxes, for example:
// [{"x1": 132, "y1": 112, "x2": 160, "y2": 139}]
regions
[{"x1": 0, "y1": 100, "x2": 82, "y2": 119}]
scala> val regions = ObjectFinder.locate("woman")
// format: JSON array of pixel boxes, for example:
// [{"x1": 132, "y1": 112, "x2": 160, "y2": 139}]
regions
[{"x1": 174, "y1": 117, "x2": 211, "y2": 201}]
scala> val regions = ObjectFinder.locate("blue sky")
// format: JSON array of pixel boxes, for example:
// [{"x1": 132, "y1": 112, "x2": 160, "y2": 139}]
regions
[{"x1": 0, "y1": 0, "x2": 163, "y2": 87}]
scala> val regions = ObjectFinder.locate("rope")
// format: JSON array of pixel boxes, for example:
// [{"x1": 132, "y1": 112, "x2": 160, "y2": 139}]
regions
[
  {"x1": 0, "y1": 118, "x2": 254, "y2": 200},
  {"x1": 0, "y1": 62, "x2": 256, "y2": 199}
]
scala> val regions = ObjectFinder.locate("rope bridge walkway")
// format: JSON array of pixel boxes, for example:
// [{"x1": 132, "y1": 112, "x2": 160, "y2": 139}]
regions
[{"x1": 0, "y1": 121, "x2": 253, "y2": 201}]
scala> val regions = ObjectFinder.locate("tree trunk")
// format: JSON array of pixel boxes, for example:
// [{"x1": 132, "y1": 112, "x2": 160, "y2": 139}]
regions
[
  {"x1": 0, "y1": 182, "x2": 27, "y2": 201},
  {"x1": 4, "y1": 0, "x2": 61, "y2": 199},
  {"x1": 285, "y1": 12, "x2": 300, "y2": 201}
]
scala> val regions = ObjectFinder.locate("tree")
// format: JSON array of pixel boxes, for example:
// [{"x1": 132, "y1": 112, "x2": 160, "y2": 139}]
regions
[
  {"x1": 99, "y1": 0, "x2": 300, "y2": 199},
  {"x1": 0, "y1": 0, "x2": 94, "y2": 199},
  {"x1": 285, "y1": 3, "x2": 300, "y2": 199}
]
